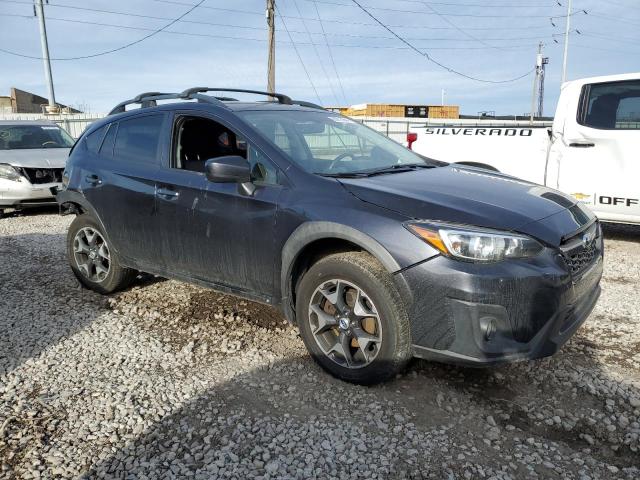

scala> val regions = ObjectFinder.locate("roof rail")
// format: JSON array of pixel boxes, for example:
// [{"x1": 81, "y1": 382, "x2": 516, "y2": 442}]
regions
[
  {"x1": 180, "y1": 87, "x2": 293, "y2": 105},
  {"x1": 108, "y1": 88, "x2": 316, "y2": 116},
  {"x1": 291, "y1": 100, "x2": 325, "y2": 110},
  {"x1": 108, "y1": 91, "x2": 228, "y2": 115}
]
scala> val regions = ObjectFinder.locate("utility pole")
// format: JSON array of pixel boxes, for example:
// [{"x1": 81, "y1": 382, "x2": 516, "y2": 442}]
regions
[
  {"x1": 34, "y1": 0, "x2": 57, "y2": 113},
  {"x1": 561, "y1": 0, "x2": 572, "y2": 84},
  {"x1": 266, "y1": 0, "x2": 276, "y2": 96},
  {"x1": 530, "y1": 42, "x2": 543, "y2": 123}
]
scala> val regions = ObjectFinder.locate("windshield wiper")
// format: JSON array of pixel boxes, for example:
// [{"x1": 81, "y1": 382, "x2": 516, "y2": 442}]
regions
[
  {"x1": 362, "y1": 163, "x2": 435, "y2": 176},
  {"x1": 316, "y1": 172, "x2": 372, "y2": 178},
  {"x1": 317, "y1": 163, "x2": 435, "y2": 179}
]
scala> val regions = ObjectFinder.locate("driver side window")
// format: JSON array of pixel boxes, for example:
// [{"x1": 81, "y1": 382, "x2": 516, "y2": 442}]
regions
[{"x1": 173, "y1": 115, "x2": 279, "y2": 185}]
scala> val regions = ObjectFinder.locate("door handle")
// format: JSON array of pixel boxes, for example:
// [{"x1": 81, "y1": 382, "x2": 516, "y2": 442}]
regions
[
  {"x1": 568, "y1": 141, "x2": 595, "y2": 148},
  {"x1": 157, "y1": 187, "x2": 179, "y2": 200},
  {"x1": 85, "y1": 174, "x2": 102, "y2": 186}
]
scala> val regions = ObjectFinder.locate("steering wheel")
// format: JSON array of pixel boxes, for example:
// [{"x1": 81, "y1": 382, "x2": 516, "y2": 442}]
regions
[
  {"x1": 42, "y1": 141, "x2": 59, "y2": 148},
  {"x1": 328, "y1": 152, "x2": 357, "y2": 171}
]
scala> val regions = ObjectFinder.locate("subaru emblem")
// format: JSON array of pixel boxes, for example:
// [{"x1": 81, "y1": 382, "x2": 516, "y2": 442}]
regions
[{"x1": 582, "y1": 232, "x2": 593, "y2": 247}]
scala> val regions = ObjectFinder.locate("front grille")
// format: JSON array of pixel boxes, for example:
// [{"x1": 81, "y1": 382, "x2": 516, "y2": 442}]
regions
[
  {"x1": 565, "y1": 241, "x2": 598, "y2": 275},
  {"x1": 561, "y1": 222, "x2": 600, "y2": 276},
  {"x1": 20, "y1": 167, "x2": 63, "y2": 184}
]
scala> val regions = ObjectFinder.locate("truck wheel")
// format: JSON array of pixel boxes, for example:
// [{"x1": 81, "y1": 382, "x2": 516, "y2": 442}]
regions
[
  {"x1": 67, "y1": 214, "x2": 137, "y2": 294},
  {"x1": 296, "y1": 252, "x2": 412, "y2": 385}
]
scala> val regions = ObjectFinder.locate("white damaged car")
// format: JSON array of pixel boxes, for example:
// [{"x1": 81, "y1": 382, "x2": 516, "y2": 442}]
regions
[{"x1": 0, "y1": 120, "x2": 74, "y2": 216}]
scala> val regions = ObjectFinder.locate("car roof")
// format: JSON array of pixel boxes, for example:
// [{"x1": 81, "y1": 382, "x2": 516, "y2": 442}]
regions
[
  {"x1": 91, "y1": 101, "x2": 331, "y2": 131},
  {"x1": 0, "y1": 120, "x2": 60, "y2": 126}
]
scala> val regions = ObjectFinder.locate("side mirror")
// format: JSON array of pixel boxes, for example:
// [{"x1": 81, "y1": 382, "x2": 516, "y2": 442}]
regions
[{"x1": 205, "y1": 155, "x2": 251, "y2": 183}]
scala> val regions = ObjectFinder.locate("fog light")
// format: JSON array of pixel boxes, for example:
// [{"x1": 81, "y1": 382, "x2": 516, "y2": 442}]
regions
[{"x1": 480, "y1": 316, "x2": 497, "y2": 341}]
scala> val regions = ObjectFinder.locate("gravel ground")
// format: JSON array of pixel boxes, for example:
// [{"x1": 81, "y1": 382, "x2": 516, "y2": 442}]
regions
[{"x1": 1, "y1": 209, "x2": 639, "y2": 480}]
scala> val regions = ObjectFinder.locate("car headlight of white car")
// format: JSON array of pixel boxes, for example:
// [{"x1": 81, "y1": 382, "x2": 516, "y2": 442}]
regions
[
  {"x1": 406, "y1": 221, "x2": 544, "y2": 262},
  {"x1": 0, "y1": 164, "x2": 22, "y2": 182}
]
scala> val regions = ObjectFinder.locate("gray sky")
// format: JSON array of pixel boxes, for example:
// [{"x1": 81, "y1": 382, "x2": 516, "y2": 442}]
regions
[{"x1": 0, "y1": 0, "x2": 637, "y2": 115}]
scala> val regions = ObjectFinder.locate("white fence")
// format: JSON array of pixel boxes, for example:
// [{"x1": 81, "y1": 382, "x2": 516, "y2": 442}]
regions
[
  {"x1": 0, "y1": 112, "x2": 105, "y2": 139},
  {"x1": 0, "y1": 112, "x2": 553, "y2": 143}
]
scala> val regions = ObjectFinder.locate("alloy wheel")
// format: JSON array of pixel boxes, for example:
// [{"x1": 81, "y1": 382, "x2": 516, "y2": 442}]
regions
[
  {"x1": 73, "y1": 227, "x2": 111, "y2": 282},
  {"x1": 308, "y1": 279, "x2": 383, "y2": 369}
]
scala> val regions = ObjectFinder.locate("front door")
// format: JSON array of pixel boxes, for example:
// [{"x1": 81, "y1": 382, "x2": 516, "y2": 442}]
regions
[
  {"x1": 552, "y1": 79, "x2": 640, "y2": 223},
  {"x1": 154, "y1": 112, "x2": 283, "y2": 300}
]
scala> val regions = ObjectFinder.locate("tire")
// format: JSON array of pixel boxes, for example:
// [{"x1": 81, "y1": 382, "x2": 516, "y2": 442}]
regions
[
  {"x1": 66, "y1": 214, "x2": 137, "y2": 294},
  {"x1": 296, "y1": 252, "x2": 412, "y2": 385}
]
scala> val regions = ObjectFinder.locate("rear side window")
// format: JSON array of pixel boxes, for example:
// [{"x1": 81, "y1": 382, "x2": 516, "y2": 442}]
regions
[
  {"x1": 580, "y1": 80, "x2": 640, "y2": 130},
  {"x1": 85, "y1": 125, "x2": 108, "y2": 154},
  {"x1": 100, "y1": 123, "x2": 117, "y2": 158},
  {"x1": 114, "y1": 114, "x2": 164, "y2": 164}
]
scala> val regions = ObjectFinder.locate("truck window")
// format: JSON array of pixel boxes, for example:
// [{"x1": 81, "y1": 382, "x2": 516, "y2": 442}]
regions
[
  {"x1": 114, "y1": 114, "x2": 164, "y2": 164},
  {"x1": 581, "y1": 80, "x2": 640, "y2": 130}
]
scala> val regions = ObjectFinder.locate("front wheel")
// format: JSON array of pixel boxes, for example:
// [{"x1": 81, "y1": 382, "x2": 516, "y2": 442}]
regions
[
  {"x1": 296, "y1": 252, "x2": 412, "y2": 385},
  {"x1": 67, "y1": 214, "x2": 137, "y2": 294}
]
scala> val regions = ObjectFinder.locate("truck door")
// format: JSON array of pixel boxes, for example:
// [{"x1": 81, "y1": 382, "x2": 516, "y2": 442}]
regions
[{"x1": 551, "y1": 78, "x2": 640, "y2": 224}]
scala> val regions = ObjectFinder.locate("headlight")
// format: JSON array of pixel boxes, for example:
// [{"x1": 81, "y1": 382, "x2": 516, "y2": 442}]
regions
[
  {"x1": 405, "y1": 221, "x2": 544, "y2": 262},
  {"x1": 0, "y1": 164, "x2": 22, "y2": 182}
]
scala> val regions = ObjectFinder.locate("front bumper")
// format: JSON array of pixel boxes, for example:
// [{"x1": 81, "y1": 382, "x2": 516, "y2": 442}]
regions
[
  {"x1": 0, "y1": 178, "x2": 60, "y2": 208},
  {"x1": 396, "y1": 243, "x2": 603, "y2": 366}
]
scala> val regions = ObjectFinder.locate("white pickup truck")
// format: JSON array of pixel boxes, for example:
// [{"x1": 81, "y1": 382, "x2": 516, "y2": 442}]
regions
[{"x1": 408, "y1": 72, "x2": 640, "y2": 225}]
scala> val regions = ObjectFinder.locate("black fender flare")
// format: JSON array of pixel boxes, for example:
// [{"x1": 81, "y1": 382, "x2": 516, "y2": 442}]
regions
[
  {"x1": 280, "y1": 221, "x2": 403, "y2": 324},
  {"x1": 56, "y1": 190, "x2": 120, "y2": 254}
]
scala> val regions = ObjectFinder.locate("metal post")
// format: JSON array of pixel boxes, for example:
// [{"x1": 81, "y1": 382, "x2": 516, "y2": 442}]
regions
[
  {"x1": 266, "y1": 0, "x2": 276, "y2": 95},
  {"x1": 537, "y1": 56, "x2": 548, "y2": 118},
  {"x1": 35, "y1": 0, "x2": 56, "y2": 111},
  {"x1": 561, "y1": 0, "x2": 572, "y2": 85},
  {"x1": 530, "y1": 42, "x2": 542, "y2": 123}
]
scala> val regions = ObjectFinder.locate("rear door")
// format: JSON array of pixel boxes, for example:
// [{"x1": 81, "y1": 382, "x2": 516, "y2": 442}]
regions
[
  {"x1": 553, "y1": 79, "x2": 640, "y2": 223},
  {"x1": 153, "y1": 111, "x2": 283, "y2": 299},
  {"x1": 81, "y1": 113, "x2": 168, "y2": 268}
]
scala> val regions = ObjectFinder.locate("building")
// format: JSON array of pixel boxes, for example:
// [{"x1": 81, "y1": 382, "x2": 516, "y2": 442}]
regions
[
  {"x1": 327, "y1": 103, "x2": 459, "y2": 119},
  {"x1": 0, "y1": 87, "x2": 81, "y2": 114}
]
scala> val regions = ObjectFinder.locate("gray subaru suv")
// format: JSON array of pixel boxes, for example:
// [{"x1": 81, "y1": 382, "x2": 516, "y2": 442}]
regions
[{"x1": 57, "y1": 88, "x2": 603, "y2": 384}]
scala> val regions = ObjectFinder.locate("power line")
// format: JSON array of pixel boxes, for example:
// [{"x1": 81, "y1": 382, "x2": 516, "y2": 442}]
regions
[
  {"x1": 0, "y1": 0, "x2": 560, "y2": 31},
  {"x1": 275, "y1": 4, "x2": 323, "y2": 104},
  {"x1": 348, "y1": 0, "x2": 535, "y2": 83},
  {"x1": 0, "y1": 0, "x2": 206, "y2": 60},
  {"x1": 291, "y1": 0, "x2": 341, "y2": 105},
  {"x1": 0, "y1": 13, "x2": 564, "y2": 52},
  {"x1": 420, "y1": 2, "x2": 507, "y2": 51},
  {"x1": 311, "y1": 0, "x2": 348, "y2": 104},
  {"x1": 0, "y1": 13, "x2": 565, "y2": 53},
  {"x1": 301, "y1": 0, "x2": 565, "y2": 18},
  {"x1": 385, "y1": 0, "x2": 561, "y2": 7}
]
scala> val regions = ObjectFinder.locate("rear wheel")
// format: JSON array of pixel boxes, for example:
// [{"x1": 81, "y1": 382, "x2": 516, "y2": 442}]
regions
[
  {"x1": 296, "y1": 252, "x2": 412, "y2": 385},
  {"x1": 67, "y1": 214, "x2": 136, "y2": 294}
]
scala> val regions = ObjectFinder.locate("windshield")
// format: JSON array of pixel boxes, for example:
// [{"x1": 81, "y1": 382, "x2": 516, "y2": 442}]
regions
[
  {"x1": 238, "y1": 110, "x2": 434, "y2": 175},
  {"x1": 0, "y1": 124, "x2": 75, "y2": 150}
]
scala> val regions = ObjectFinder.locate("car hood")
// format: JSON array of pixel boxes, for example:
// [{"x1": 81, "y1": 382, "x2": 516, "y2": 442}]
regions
[
  {"x1": 0, "y1": 148, "x2": 70, "y2": 168},
  {"x1": 339, "y1": 165, "x2": 591, "y2": 246}
]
